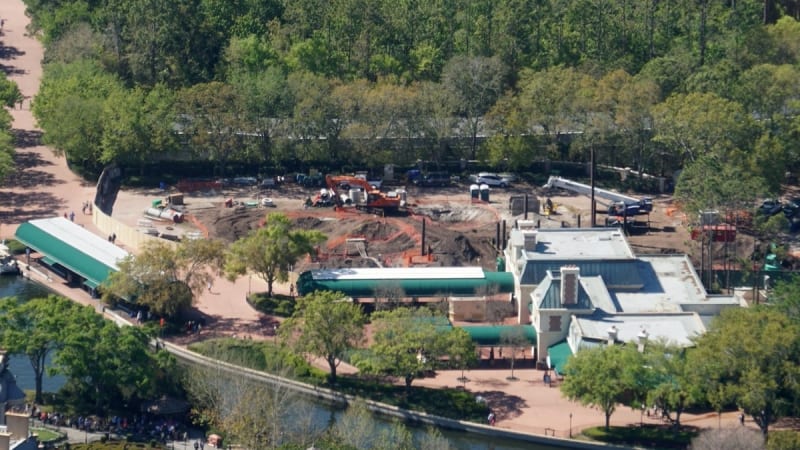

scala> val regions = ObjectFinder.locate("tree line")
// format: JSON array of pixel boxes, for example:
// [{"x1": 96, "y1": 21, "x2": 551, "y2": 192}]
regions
[{"x1": 8, "y1": 0, "x2": 797, "y2": 208}]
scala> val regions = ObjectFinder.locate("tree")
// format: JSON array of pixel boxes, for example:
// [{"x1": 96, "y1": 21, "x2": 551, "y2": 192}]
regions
[
  {"x1": 690, "y1": 307, "x2": 800, "y2": 437},
  {"x1": 103, "y1": 238, "x2": 226, "y2": 318},
  {"x1": 0, "y1": 76, "x2": 16, "y2": 181},
  {"x1": 100, "y1": 83, "x2": 179, "y2": 171},
  {"x1": 514, "y1": 66, "x2": 593, "y2": 160},
  {"x1": 675, "y1": 153, "x2": 769, "y2": 215},
  {"x1": 0, "y1": 295, "x2": 79, "y2": 404},
  {"x1": 55, "y1": 315, "x2": 155, "y2": 414},
  {"x1": 352, "y1": 307, "x2": 475, "y2": 390},
  {"x1": 651, "y1": 92, "x2": 756, "y2": 164},
  {"x1": 561, "y1": 344, "x2": 648, "y2": 429},
  {"x1": 280, "y1": 290, "x2": 366, "y2": 383},
  {"x1": 499, "y1": 326, "x2": 529, "y2": 381},
  {"x1": 441, "y1": 55, "x2": 508, "y2": 159},
  {"x1": 229, "y1": 66, "x2": 291, "y2": 167},
  {"x1": 225, "y1": 212, "x2": 326, "y2": 297},
  {"x1": 32, "y1": 60, "x2": 124, "y2": 168},
  {"x1": 174, "y1": 81, "x2": 247, "y2": 176},
  {"x1": 447, "y1": 327, "x2": 478, "y2": 384},
  {"x1": 331, "y1": 399, "x2": 413, "y2": 450},
  {"x1": 643, "y1": 343, "x2": 703, "y2": 428},
  {"x1": 183, "y1": 349, "x2": 318, "y2": 449}
]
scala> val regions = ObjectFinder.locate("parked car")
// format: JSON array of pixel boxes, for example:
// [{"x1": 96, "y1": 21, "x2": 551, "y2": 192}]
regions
[
  {"x1": 475, "y1": 173, "x2": 510, "y2": 188},
  {"x1": 498, "y1": 172, "x2": 518, "y2": 183},
  {"x1": 759, "y1": 199, "x2": 783, "y2": 216},
  {"x1": 414, "y1": 172, "x2": 451, "y2": 187},
  {"x1": 783, "y1": 198, "x2": 800, "y2": 218}
]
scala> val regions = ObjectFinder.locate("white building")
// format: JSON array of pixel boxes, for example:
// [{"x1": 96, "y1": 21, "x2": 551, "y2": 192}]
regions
[{"x1": 503, "y1": 221, "x2": 745, "y2": 373}]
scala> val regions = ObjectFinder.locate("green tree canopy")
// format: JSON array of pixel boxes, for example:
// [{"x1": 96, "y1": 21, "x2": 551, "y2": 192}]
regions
[
  {"x1": 225, "y1": 212, "x2": 326, "y2": 297},
  {"x1": 0, "y1": 295, "x2": 80, "y2": 404},
  {"x1": 280, "y1": 290, "x2": 366, "y2": 383},
  {"x1": 54, "y1": 311, "x2": 155, "y2": 414},
  {"x1": 103, "y1": 238, "x2": 226, "y2": 318},
  {"x1": 352, "y1": 307, "x2": 475, "y2": 390},
  {"x1": 690, "y1": 307, "x2": 800, "y2": 437},
  {"x1": 561, "y1": 343, "x2": 648, "y2": 429}
]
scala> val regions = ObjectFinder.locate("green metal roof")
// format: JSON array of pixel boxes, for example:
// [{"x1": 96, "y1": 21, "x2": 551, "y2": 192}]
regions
[
  {"x1": 461, "y1": 325, "x2": 537, "y2": 346},
  {"x1": 547, "y1": 340, "x2": 573, "y2": 376},
  {"x1": 15, "y1": 219, "x2": 124, "y2": 286},
  {"x1": 297, "y1": 268, "x2": 514, "y2": 297}
]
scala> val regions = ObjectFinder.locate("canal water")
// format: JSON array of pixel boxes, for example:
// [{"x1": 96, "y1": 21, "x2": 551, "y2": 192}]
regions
[{"x1": 0, "y1": 276, "x2": 560, "y2": 449}]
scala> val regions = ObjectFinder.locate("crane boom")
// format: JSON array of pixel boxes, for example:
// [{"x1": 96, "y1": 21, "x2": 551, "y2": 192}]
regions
[{"x1": 543, "y1": 176, "x2": 652, "y2": 215}]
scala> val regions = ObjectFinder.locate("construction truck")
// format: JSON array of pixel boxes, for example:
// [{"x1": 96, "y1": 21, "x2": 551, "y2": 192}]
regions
[
  {"x1": 325, "y1": 175, "x2": 405, "y2": 214},
  {"x1": 543, "y1": 176, "x2": 653, "y2": 216}
]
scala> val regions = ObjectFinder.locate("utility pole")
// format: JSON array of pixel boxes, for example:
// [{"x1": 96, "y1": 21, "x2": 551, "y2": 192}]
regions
[{"x1": 590, "y1": 146, "x2": 596, "y2": 227}]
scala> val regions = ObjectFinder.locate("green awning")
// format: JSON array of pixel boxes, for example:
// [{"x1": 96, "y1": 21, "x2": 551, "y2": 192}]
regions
[
  {"x1": 83, "y1": 279, "x2": 100, "y2": 289},
  {"x1": 547, "y1": 340, "x2": 573, "y2": 375},
  {"x1": 40, "y1": 256, "x2": 57, "y2": 266},
  {"x1": 461, "y1": 325, "x2": 537, "y2": 346}
]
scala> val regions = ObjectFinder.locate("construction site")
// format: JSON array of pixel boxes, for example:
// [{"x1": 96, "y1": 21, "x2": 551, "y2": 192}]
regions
[{"x1": 132, "y1": 174, "x2": 699, "y2": 276}]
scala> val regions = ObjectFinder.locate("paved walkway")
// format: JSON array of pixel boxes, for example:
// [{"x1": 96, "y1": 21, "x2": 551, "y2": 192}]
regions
[{"x1": 0, "y1": 0, "x2": 761, "y2": 443}]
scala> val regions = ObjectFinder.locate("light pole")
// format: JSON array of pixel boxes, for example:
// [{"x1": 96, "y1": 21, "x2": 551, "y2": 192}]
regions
[{"x1": 569, "y1": 413, "x2": 573, "y2": 438}]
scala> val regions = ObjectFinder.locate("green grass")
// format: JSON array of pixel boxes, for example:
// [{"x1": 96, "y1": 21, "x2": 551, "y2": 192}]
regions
[
  {"x1": 31, "y1": 427, "x2": 63, "y2": 442},
  {"x1": 582, "y1": 424, "x2": 698, "y2": 449},
  {"x1": 248, "y1": 293, "x2": 295, "y2": 317}
]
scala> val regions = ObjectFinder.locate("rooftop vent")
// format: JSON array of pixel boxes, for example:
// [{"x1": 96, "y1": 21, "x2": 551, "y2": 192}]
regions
[{"x1": 522, "y1": 230, "x2": 538, "y2": 251}]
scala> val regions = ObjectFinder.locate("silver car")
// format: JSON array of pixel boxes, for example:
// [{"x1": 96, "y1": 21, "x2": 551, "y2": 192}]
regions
[{"x1": 476, "y1": 173, "x2": 510, "y2": 188}]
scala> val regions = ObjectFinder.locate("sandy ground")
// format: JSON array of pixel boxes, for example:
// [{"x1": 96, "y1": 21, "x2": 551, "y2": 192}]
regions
[{"x1": 0, "y1": 0, "x2": 762, "y2": 440}]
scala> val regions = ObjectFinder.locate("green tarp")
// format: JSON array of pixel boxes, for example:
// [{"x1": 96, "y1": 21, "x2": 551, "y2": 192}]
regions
[
  {"x1": 461, "y1": 325, "x2": 537, "y2": 346},
  {"x1": 547, "y1": 340, "x2": 573, "y2": 375}
]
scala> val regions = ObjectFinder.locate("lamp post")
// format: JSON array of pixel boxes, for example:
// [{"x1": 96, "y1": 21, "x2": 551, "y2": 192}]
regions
[{"x1": 569, "y1": 413, "x2": 573, "y2": 438}]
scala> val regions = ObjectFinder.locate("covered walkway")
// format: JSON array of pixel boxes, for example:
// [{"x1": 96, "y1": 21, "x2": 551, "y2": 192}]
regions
[{"x1": 14, "y1": 217, "x2": 129, "y2": 292}]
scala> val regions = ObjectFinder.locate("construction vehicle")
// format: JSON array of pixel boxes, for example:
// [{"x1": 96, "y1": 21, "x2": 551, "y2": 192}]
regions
[
  {"x1": 543, "y1": 176, "x2": 653, "y2": 216},
  {"x1": 325, "y1": 175, "x2": 405, "y2": 214}
]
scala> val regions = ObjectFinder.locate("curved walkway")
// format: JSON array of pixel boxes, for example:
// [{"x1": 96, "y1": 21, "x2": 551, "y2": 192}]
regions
[{"x1": 0, "y1": 0, "x2": 754, "y2": 442}]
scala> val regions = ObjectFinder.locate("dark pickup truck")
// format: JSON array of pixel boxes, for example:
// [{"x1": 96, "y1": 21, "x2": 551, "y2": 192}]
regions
[{"x1": 414, "y1": 172, "x2": 451, "y2": 187}]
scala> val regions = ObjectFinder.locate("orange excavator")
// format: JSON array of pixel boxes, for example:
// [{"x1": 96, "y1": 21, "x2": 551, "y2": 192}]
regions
[{"x1": 325, "y1": 175, "x2": 405, "y2": 214}]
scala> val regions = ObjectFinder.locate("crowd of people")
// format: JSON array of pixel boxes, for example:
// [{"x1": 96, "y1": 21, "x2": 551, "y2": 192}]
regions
[{"x1": 22, "y1": 404, "x2": 191, "y2": 443}]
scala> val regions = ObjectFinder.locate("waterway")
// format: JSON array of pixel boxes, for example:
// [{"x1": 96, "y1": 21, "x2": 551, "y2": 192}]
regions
[{"x1": 0, "y1": 275, "x2": 561, "y2": 449}]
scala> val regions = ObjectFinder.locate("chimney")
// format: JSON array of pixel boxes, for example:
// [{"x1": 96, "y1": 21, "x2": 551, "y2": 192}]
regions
[
  {"x1": 522, "y1": 230, "x2": 538, "y2": 251},
  {"x1": 560, "y1": 266, "x2": 580, "y2": 306},
  {"x1": 0, "y1": 431, "x2": 10, "y2": 450},
  {"x1": 607, "y1": 325, "x2": 618, "y2": 346},
  {"x1": 4, "y1": 412, "x2": 29, "y2": 441}
]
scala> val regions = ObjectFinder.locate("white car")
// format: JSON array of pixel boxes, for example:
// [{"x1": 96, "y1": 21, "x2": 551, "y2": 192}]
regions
[{"x1": 475, "y1": 173, "x2": 510, "y2": 188}]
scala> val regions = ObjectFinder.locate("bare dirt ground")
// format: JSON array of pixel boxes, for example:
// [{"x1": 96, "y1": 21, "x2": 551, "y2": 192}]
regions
[{"x1": 176, "y1": 181, "x2": 696, "y2": 273}]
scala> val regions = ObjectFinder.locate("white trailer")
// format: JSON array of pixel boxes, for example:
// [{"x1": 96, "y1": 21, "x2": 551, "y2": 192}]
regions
[{"x1": 543, "y1": 176, "x2": 653, "y2": 216}]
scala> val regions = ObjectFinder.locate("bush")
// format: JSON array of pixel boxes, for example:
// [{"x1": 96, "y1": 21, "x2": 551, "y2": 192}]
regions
[
  {"x1": 768, "y1": 430, "x2": 800, "y2": 450},
  {"x1": 692, "y1": 427, "x2": 764, "y2": 450},
  {"x1": 248, "y1": 293, "x2": 295, "y2": 317},
  {"x1": 582, "y1": 425, "x2": 697, "y2": 449},
  {"x1": 4, "y1": 239, "x2": 27, "y2": 255}
]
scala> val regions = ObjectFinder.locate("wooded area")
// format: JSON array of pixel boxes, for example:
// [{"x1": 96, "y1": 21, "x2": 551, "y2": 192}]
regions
[{"x1": 18, "y1": 0, "x2": 800, "y2": 207}]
